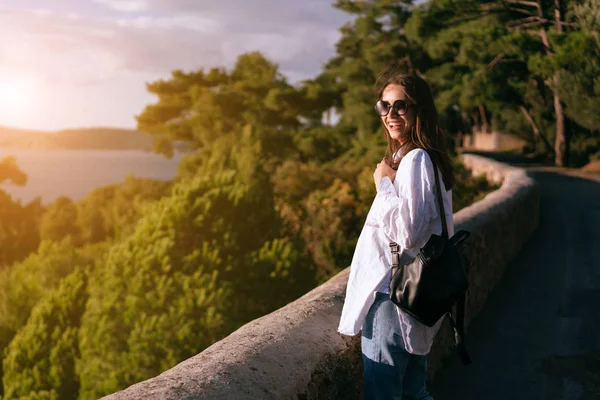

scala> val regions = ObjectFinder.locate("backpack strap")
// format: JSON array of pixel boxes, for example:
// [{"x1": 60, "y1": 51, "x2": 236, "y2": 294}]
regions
[
  {"x1": 426, "y1": 150, "x2": 449, "y2": 239},
  {"x1": 447, "y1": 292, "x2": 472, "y2": 365}
]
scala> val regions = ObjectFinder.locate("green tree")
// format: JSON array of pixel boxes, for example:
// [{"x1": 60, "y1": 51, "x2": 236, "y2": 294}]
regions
[
  {"x1": 0, "y1": 191, "x2": 43, "y2": 268},
  {"x1": 137, "y1": 51, "x2": 304, "y2": 159},
  {"x1": 402, "y1": 0, "x2": 600, "y2": 165},
  {"x1": 292, "y1": 125, "x2": 353, "y2": 163},
  {"x1": 77, "y1": 129, "x2": 313, "y2": 397},
  {"x1": 0, "y1": 156, "x2": 43, "y2": 268},
  {"x1": 2, "y1": 269, "x2": 88, "y2": 400},
  {"x1": 76, "y1": 175, "x2": 173, "y2": 244},
  {"x1": 40, "y1": 197, "x2": 82, "y2": 245},
  {"x1": 0, "y1": 238, "x2": 89, "y2": 397},
  {"x1": 501, "y1": 0, "x2": 591, "y2": 166},
  {"x1": 404, "y1": 1, "x2": 548, "y2": 147}
]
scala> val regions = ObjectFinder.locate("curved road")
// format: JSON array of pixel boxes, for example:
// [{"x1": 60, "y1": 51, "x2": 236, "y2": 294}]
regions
[{"x1": 431, "y1": 169, "x2": 600, "y2": 399}]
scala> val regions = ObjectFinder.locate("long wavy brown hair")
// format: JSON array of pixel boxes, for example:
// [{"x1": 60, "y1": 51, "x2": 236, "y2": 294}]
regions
[{"x1": 374, "y1": 68, "x2": 455, "y2": 190}]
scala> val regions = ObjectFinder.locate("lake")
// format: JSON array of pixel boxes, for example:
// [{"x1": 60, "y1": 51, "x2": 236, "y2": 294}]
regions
[{"x1": 0, "y1": 149, "x2": 184, "y2": 205}]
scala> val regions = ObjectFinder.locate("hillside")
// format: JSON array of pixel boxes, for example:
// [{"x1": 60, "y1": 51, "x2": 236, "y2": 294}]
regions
[{"x1": 0, "y1": 125, "x2": 155, "y2": 151}]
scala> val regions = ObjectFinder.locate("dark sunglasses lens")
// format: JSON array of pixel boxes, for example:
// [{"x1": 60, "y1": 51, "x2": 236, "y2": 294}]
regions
[
  {"x1": 393, "y1": 100, "x2": 408, "y2": 115},
  {"x1": 375, "y1": 101, "x2": 390, "y2": 116}
]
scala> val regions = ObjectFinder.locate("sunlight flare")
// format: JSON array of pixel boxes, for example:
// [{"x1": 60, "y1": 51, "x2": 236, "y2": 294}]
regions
[{"x1": 0, "y1": 76, "x2": 37, "y2": 117}]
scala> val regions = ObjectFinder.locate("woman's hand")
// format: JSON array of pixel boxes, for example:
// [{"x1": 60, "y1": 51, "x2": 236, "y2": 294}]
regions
[{"x1": 373, "y1": 158, "x2": 396, "y2": 191}]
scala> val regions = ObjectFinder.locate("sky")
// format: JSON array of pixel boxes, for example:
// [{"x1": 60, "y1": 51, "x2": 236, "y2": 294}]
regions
[{"x1": 0, "y1": 0, "x2": 354, "y2": 131}]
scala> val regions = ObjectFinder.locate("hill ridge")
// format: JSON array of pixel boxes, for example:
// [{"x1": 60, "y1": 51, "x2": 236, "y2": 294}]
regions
[{"x1": 0, "y1": 125, "x2": 154, "y2": 151}]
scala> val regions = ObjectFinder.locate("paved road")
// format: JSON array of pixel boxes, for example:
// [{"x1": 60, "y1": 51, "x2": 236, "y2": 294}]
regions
[{"x1": 431, "y1": 169, "x2": 600, "y2": 400}]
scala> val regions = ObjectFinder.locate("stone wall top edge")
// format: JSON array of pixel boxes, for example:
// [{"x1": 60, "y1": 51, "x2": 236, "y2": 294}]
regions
[{"x1": 455, "y1": 155, "x2": 537, "y2": 228}]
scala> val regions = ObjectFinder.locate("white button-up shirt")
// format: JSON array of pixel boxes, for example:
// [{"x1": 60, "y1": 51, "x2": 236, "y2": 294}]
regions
[{"x1": 337, "y1": 148, "x2": 454, "y2": 355}]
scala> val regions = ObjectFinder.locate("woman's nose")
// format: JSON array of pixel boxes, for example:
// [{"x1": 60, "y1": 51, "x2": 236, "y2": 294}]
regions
[{"x1": 390, "y1": 106, "x2": 404, "y2": 118}]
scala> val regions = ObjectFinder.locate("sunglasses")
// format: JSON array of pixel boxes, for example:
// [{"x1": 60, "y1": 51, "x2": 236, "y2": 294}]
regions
[{"x1": 374, "y1": 99, "x2": 415, "y2": 117}]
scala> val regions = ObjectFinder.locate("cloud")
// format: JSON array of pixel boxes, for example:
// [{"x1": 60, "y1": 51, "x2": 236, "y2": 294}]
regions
[
  {"x1": 115, "y1": 15, "x2": 221, "y2": 32},
  {"x1": 93, "y1": 0, "x2": 149, "y2": 12},
  {"x1": 0, "y1": 1, "x2": 351, "y2": 87}
]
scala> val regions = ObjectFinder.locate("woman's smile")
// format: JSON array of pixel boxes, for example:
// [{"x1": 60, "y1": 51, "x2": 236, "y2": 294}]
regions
[{"x1": 386, "y1": 119, "x2": 404, "y2": 134}]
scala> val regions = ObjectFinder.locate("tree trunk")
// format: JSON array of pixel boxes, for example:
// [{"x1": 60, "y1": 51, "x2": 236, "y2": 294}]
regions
[
  {"x1": 519, "y1": 105, "x2": 554, "y2": 155},
  {"x1": 552, "y1": 0, "x2": 568, "y2": 166},
  {"x1": 534, "y1": 2, "x2": 568, "y2": 166},
  {"x1": 478, "y1": 104, "x2": 490, "y2": 133},
  {"x1": 553, "y1": 77, "x2": 568, "y2": 166}
]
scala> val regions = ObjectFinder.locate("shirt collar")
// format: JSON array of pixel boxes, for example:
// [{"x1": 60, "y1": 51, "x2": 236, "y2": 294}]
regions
[{"x1": 392, "y1": 145, "x2": 410, "y2": 162}]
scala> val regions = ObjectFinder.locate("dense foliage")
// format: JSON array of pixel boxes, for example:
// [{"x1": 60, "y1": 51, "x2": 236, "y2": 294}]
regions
[
  {"x1": 1, "y1": 0, "x2": 598, "y2": 398},
  {"x1": 0, "y1": 157, "x2": 42, "y2": 268}
]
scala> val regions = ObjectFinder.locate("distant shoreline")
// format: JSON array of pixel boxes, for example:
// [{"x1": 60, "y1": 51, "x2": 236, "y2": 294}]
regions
[
  {"x1": 0, "y1": 148, "x2": 184, "y2": 205},
  {"x1": 0, "y1": 125, "x2": 192, "y2": 152},
  {"x1": 0, "y1": 145, "x2": 154, "y2": 151}
]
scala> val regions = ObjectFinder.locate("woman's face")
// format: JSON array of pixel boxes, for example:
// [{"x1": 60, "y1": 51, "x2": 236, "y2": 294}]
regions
[{"x1": 380, "y1": 83, "x2": 416, "y2": 143}]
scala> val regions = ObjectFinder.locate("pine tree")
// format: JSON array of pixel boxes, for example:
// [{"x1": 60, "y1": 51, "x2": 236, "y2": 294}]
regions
[{"x1": 2, "y1": 269, "x2": 88, "y2": 399}]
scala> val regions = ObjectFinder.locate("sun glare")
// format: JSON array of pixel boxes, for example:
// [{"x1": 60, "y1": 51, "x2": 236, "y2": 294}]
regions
[{"x1": 0, "y1": 77, "x2": 36, "y2": 118}]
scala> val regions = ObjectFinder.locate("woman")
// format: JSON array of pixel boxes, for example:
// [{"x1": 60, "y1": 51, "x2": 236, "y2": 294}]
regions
[{"x1": 337, "y1": 67, "x2": 455, "y2": 400}]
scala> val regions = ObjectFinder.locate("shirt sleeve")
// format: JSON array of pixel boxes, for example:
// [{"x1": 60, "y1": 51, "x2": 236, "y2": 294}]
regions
[{"x1": 371, "y1": 150, "x2": 439, "y2": 250}]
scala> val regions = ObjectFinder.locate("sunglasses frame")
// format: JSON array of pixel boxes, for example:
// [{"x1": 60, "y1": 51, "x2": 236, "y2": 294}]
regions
[{"x1": 374, "y1": 99, "x2": 415, "y2": 117}]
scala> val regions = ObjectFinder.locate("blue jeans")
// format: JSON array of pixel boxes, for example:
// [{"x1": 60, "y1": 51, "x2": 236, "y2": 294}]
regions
[{"x1": 361, "y1": 292, "x2": 434, "y2": 400}]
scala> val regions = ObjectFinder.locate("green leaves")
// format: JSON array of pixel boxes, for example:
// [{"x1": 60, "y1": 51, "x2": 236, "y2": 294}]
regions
[
  {"x1": 76, "y1": 175, "x2": 232, "y2": 397},
  {"x1": 2, "y1": 269, "x2": 88, "y2": 400},
  {"x1": 402, "y1": 0, "x2": 600, "y2": 165},
  {"x1": 72, "y1": 136, "x2": 310, "y2": 396},
  {"x1": 40, "y1": 197, "x2": 82, "y2": 245},
  {"x1": 0, "y1": 238, "x2": 90, "y2": 399},
  {"x1": 136, "y1": 51, "x2": 310, "y2": 158},
  {"x1": 0, "y1": 157, "x2": 42, "y2": 268}
]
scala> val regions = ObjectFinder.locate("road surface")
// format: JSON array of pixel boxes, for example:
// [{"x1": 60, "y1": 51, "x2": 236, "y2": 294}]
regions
[{"x1": 431, "y1": 169, "x2": 600, "y2": 400}]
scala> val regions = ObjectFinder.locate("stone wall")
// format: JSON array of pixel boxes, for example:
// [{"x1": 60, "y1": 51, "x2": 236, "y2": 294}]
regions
[
  {"x1": 103, "y1": 154, "x2": 540, "y2": 400},
  {"x1": 462, "y1": 131, "x2": 528, "y2": 152}
]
